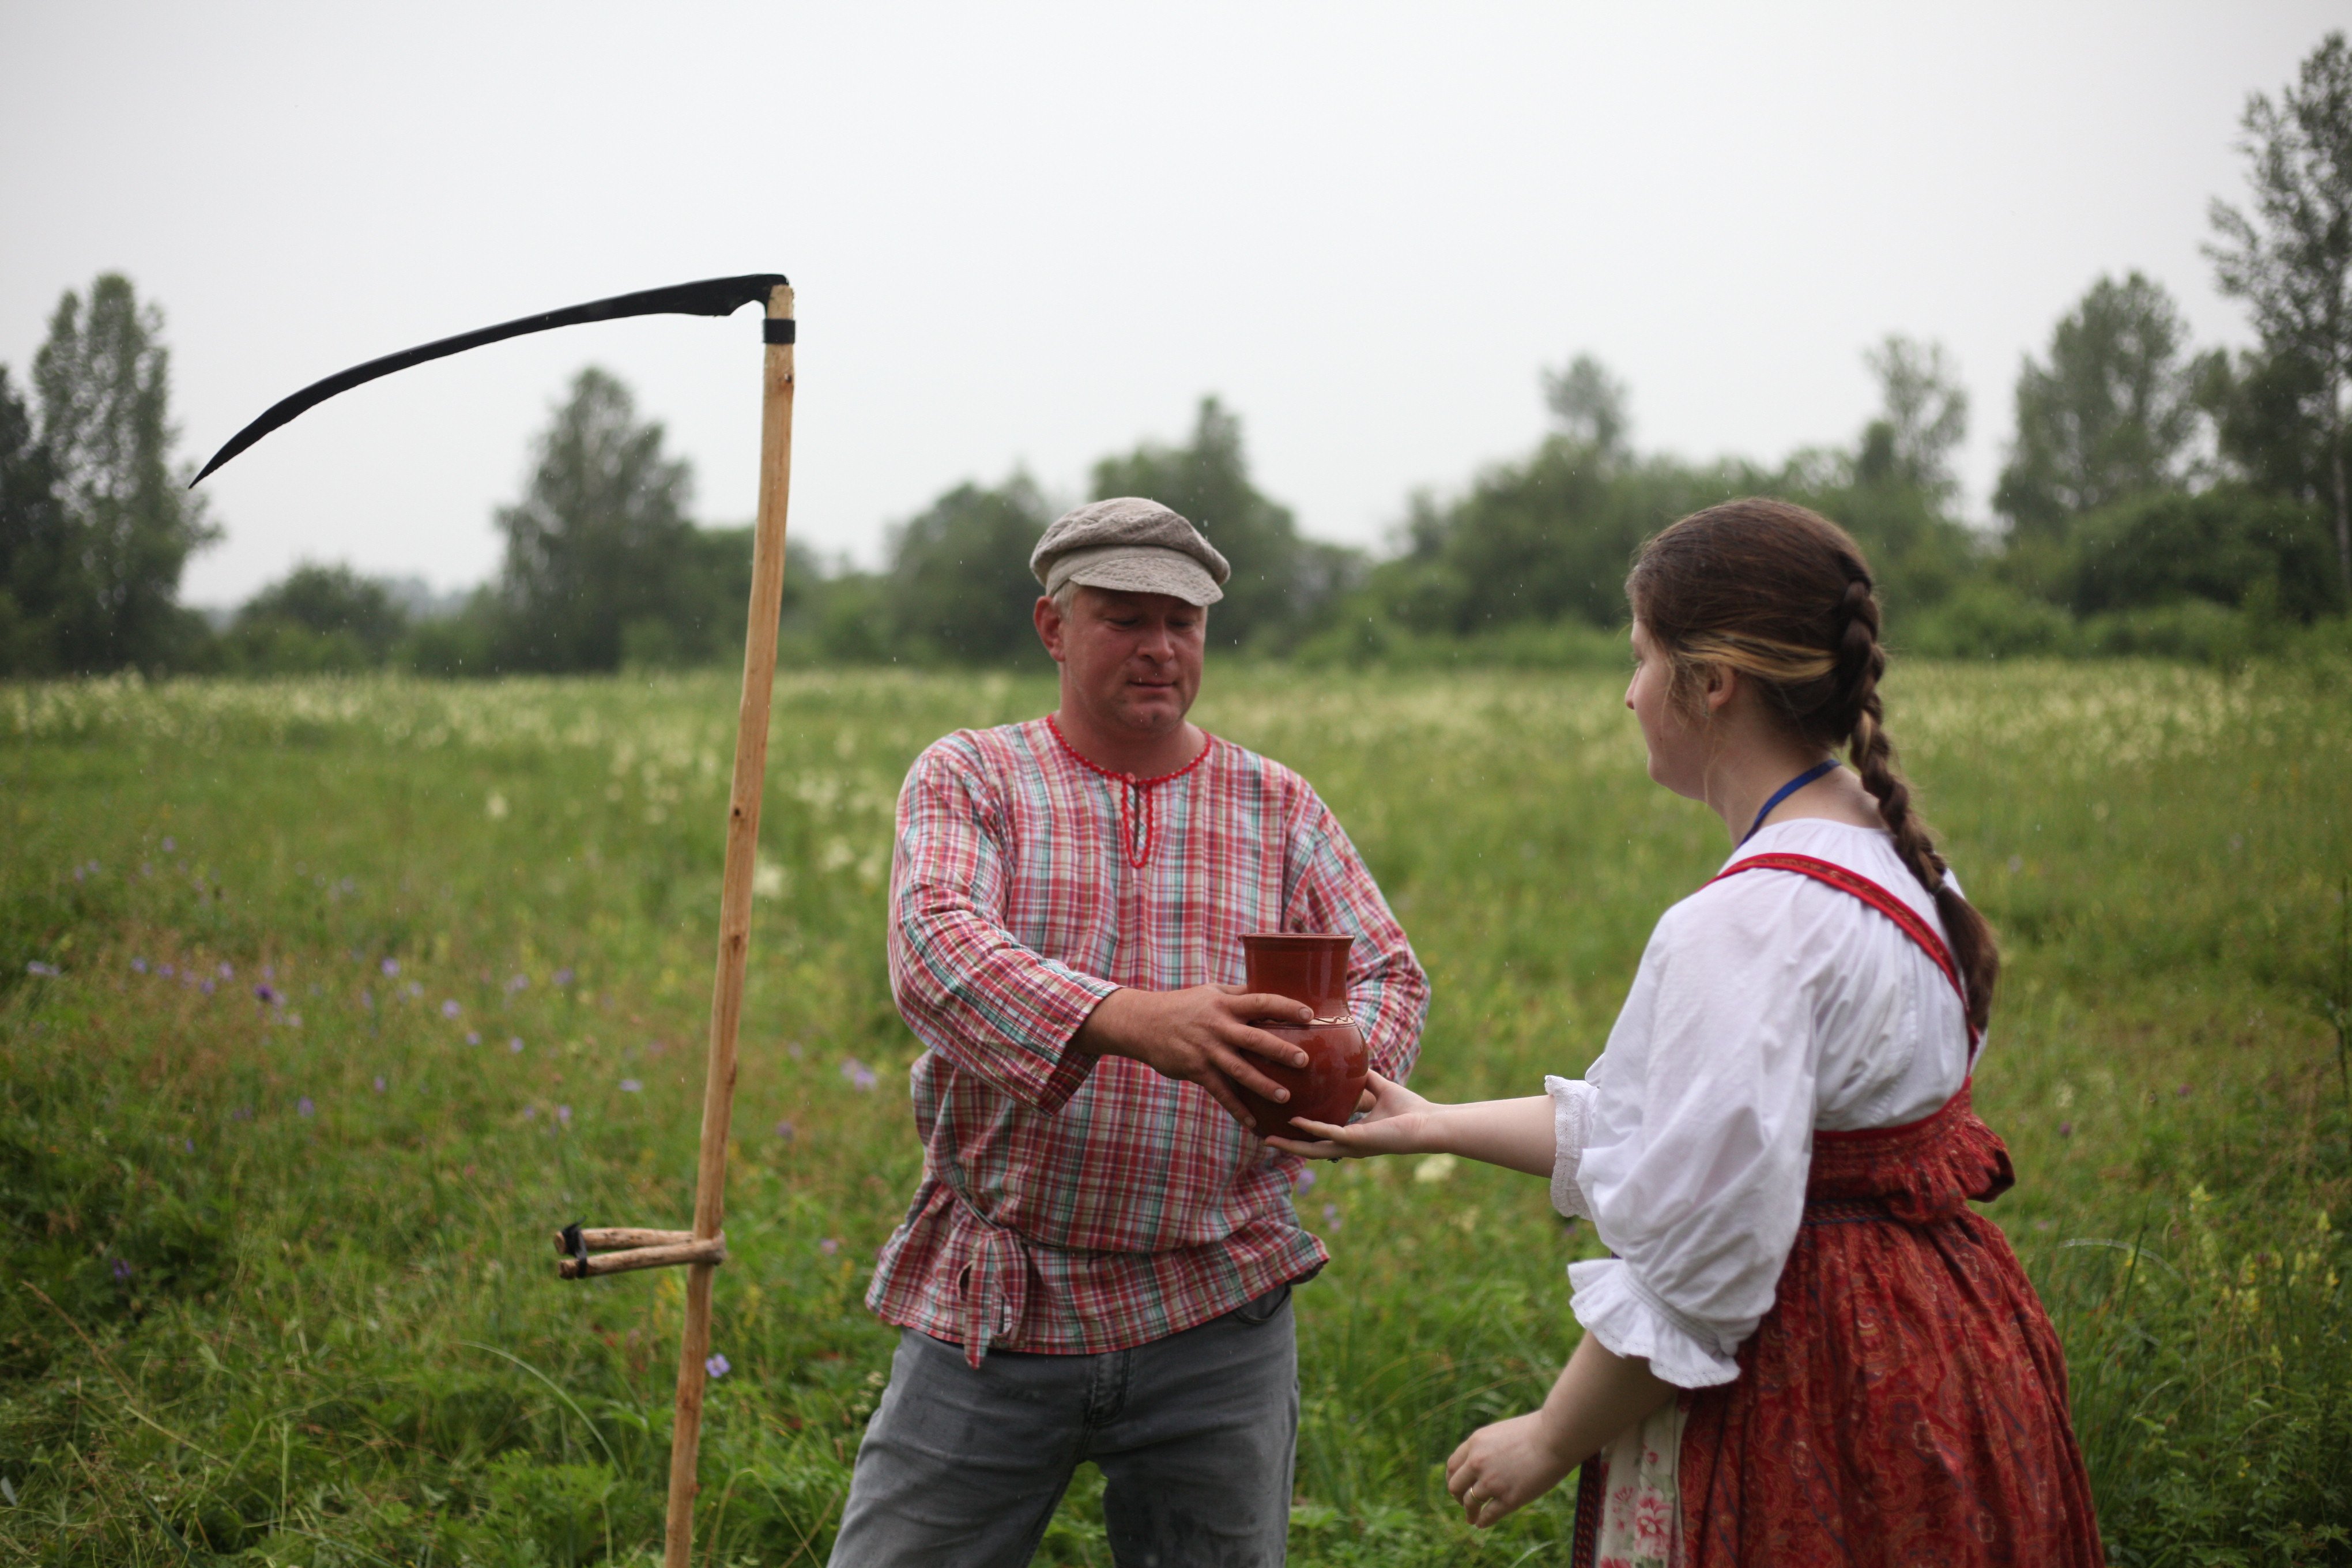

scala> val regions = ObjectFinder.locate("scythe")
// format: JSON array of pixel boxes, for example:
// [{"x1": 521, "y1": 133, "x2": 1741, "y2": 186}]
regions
[{"x1": 194, "y1": 273, "x2": 797, "y2": 1568}]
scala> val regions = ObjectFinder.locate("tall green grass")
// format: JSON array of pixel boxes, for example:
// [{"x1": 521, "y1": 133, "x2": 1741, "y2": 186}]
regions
[{"x1": 2, "y1": 662, "x2": 2346, "y2": 1565}]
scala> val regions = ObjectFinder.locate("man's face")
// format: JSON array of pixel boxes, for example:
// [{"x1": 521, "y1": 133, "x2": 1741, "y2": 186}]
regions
[{"x1": 1035, "y1": 587, "x2": 1207, "y2": 738}]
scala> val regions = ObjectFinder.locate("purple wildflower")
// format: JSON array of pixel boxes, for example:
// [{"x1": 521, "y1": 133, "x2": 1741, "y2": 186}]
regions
[
  {"x1": 255, "y1": 984, "x2": 277, "y2": 1004},
  {"x1": 261, "y1": 964, "x2": 275, "y2": 982},
  {"x1": 111, "y1": 1258, "x2": 133, "y2": 1283},
  {"x1": 141, "y1": 862, "x2": 153, "y2": 877},
  {"x1": 553, "y1": 967, "x2": 575, "y2": 986},
  {"x1": 131, "y1": 957, "x2": 148, "y2": 974},
  {"x1": 509, "y1": 1036, "x2": 525, "y2": 1054},
  {"x1": 297, "y1": 1096, "x2": 316, "y2": 1117},
  {"x1": 161, "y1": 963, "x2": 175, "y2": 978},
  {"x1": 774, "y1": 1120, "x2": 796, "y2": 1141},
  {"x1": 466, "y1": 1030, "x2": 480, "y2": 1045},
  {"x1": 161, "y1": 836, "x2": 176, "y2": 853},
  {"x1": 404, "y1": 981, "x2": 423, "y2": 998},
  {"x1": 1322, "y1": 1202, "x2": 1342, "y2": 1232},
  {"x1": 704, "y1": 1353, "x2": 730, "y2": 1378},
  {"x1": 201, "y1": 979, "x2": 216, "y2": 995},
  {"x1": 556, "y1": 1105, "x2": 571, "y2": 1126},
  {"x1": 442, "y1": 998, "x2": 461, "y2": 1018},
  {"x1": 183, "y1": 1138, "x2": 194, "y2": 1154},
  {"x1": 619, "y1": 1079, "x2": 642, "y2": 1092},
  {"x1": 2058, "y1": 1122, "x2": 2074, "y2": 1137},
  {"x1": 26, "y1": 961, "x2": 58, "y2": 977},
  {"x1": 217, "y1": 962, "x2": 233, "y2": 979},
  {"x1": 524, "y1": 1105, "x2": 537, "y2": 1121},
  {"x1": 381, "y1": 958, "x2": 399, "y2": 977},
  {"x1": 506, "y1": 973, "x2": 529, "y2": 993},
  {"x1": 374, "y1": 1076, "x2": 386, "y2": 1093},
  {"x1": 840, "y1": 1057, "x2": 879, "y2": 1091},
  {"x1": 819, "y1": 1237, "x2": 840, "y2": 1256},
  {"x1": 1294, "y1": 1167, "x2": 1317, "y2": 1193}
]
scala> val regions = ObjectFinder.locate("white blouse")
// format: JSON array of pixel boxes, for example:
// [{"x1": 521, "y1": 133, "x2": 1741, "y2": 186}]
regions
[{"x1": 1548, "y1": 818, "x2": 1974, "y2": 1388}]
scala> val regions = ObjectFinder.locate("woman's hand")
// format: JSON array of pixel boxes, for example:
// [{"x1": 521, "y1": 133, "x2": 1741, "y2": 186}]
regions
[
  {"x1": 1264, "y1": 1071, "x2": 1442, "y2": 1160},
  {"x1": 1444, "y1": 1409, "x2": 1576, "y2": 1529}
]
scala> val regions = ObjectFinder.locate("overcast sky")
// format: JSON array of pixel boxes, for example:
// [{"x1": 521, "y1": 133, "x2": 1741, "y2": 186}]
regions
[{"x1": 2, "y1": 3, "x2": 2335, "y2": 606}]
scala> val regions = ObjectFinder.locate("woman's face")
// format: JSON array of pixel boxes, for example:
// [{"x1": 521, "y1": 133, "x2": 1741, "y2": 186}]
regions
[{"x1": 1626, "y1": 619, "x2": 1709, "y2": 800}]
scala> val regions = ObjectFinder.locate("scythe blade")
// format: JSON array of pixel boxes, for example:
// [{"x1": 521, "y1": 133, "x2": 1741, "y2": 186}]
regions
[{"x1": 189, "y1": 272, "x2": 789, "y2": 485}]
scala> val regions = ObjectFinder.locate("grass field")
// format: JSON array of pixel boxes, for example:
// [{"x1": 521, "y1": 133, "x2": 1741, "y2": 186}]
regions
[{"x1": 3, "y1": 661, "x2": 2349, "y2": 1566}]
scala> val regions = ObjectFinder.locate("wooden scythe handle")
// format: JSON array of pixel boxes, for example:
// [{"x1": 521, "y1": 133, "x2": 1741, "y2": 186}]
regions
[{"x1": 664, "y1": 281, "x2": 796, "y2": 1568}]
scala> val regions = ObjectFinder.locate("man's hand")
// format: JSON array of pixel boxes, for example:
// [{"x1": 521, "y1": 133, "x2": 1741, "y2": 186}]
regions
[{"x1": 1074, "y1": 984, "x2": 1313, "y2": 1132}]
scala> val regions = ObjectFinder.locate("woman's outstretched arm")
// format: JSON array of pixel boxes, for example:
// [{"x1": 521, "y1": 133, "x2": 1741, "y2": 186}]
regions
[
  {"x1": 1268, "y1": 1072, "x2": 1559, "y2": 1177},
  {"x1": 1445, "y1": 1334, "x2": 1679, "y2": 1528}
]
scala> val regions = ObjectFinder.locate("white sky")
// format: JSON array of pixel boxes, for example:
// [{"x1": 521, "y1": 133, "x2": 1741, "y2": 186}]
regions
[{"x1": 2, "y1": 2, "x2": 2334, "y2": 606}]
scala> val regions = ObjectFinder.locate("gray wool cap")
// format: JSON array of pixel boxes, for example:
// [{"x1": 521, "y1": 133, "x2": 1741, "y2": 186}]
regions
[{"x1": 1030, "y1": 497, "x2": 1231, "y2": 607}]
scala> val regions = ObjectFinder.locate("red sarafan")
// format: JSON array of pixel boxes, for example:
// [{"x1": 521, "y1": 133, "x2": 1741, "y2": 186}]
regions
[
  {"x1": 1669, "y1": 1085, "x2": 2100, "y2": 1566},
  {"x1": 1235, "y1": 934, "x2": 1367, "y2": 1139}
]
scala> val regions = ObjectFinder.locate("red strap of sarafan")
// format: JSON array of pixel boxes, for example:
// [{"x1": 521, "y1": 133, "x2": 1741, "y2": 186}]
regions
[
  {"x1": 1045, "y1": 714, "x2": 1213, "y2": 870},
  {"x1": 1709, "y1": 851, "x2": 1980, "y2": 1056}
]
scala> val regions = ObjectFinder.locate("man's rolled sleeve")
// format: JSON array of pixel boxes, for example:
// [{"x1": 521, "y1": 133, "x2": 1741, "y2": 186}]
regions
[
  {"x1": 1283, "y1": 801, "x2": 1428, "y2": 1083},
  {"x1": 888, "y1": 748, "x2": 1116, "y2": 1113}
]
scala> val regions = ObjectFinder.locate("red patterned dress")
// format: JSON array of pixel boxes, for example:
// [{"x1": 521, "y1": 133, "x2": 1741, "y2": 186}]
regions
[{"x1": 1553, "y1": 823, "x2": 2101, "y2": 1566}]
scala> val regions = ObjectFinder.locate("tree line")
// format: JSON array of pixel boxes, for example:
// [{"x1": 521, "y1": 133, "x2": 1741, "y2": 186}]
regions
[{"x1": 4, "y1": 32, "x2": 2347, "y2": 679}]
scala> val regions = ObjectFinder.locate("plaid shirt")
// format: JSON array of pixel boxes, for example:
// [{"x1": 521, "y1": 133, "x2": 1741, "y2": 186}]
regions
[{"x1": 867, "y1": 716, "x2": 1428, "y2": 1363}]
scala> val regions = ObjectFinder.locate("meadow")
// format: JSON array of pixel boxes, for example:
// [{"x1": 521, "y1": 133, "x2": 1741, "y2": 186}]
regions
[{"x1": 2, "y1": 661, "x2": 2347, "y2": 1566}]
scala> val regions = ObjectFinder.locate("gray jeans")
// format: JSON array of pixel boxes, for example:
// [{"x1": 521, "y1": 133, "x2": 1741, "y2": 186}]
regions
[{"x1": 827, "y1": 1284, "x2": 1299, "y2": 1568}]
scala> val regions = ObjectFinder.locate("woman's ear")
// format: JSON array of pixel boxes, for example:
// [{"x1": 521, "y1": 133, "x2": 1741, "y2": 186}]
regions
[{"x1": 1700, "y1": 660, "x2": 1738, "y2": 716}]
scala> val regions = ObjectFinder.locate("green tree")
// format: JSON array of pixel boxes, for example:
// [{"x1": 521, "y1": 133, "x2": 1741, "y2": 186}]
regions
[
  {"x1": 222, "y1": 563, "x2": 409, "y2": 672},
  {"x1": 630, "y1": 527, "x2": 827, "y2": 670},
  {"x1": 29, "y1": 274, "x2": 217, "y2": 670},
  {"x1": 0, "y1": 367, "x2": 68, "y2": 673},
  {"x1": 1542, "y1": 353, "x2": 1631, "y2": 454},
  {"x1": 1371, "y1": 442, "x2": 1741, "y2": 635},
  {"x1": 1856, "y1": 335, "x2": 1969, "y2": 502},
  {"x1": 2208, "y1": 30, "x2": 2352, "y2": 598},
  {"x1": 884, "y1": 473, "x2": 1051, "y2": 666},
  {"x1": 1090, "y1": 397, "x2": 1335, "y2": 650},
  {"x1": 238, "y1": 564, "x2": 408, "y2": 652},
  {"x1": 2068, "y1": 487, "x2": 2342, "y2": 621},
  {"x1": 492, "y1": 367, "x2": 697, "y2": 672},
  {"x1": 1995, "y1": 273, "x2": 2210, "y2": 541}
]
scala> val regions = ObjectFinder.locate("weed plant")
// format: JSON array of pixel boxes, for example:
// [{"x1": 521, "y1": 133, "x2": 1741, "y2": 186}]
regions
[{"x1": 2, "y1": 662, "x2": 2347, "y2": 1565}]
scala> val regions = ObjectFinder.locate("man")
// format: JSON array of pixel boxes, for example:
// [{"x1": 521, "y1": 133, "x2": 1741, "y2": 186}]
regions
[{"x1": 829, "y1": 498, "x2": 1428, "y2": 1567}]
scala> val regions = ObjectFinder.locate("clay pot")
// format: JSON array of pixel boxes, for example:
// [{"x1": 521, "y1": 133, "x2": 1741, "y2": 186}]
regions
[{"x1": 1235, "y1": 933, "x2": 1368, "y2": 1139}]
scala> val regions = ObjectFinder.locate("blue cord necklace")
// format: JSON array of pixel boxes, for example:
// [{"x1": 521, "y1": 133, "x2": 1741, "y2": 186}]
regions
[{"x1": 1740, "y1": 759, "x2": 1842, "y2": 846}]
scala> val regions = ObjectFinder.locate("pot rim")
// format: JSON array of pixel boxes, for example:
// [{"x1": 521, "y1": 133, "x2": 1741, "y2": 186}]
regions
[{"x1": 1239, "y1": 931, "x2": 1355, "y2": 948}]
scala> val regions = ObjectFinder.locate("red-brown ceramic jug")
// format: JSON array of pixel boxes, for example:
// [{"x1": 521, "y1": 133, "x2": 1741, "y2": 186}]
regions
[{"x1": 1235, "y1": 933, "x2": 1369, "y2": 1139}]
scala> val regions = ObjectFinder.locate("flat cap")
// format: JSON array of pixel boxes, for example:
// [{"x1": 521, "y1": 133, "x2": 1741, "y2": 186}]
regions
[{"x1": 1030, "y1": 497, "x2": 1230, "y2": 607}]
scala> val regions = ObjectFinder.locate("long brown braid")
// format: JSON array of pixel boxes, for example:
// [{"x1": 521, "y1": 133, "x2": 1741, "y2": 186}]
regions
[{"x1": 1627, "y1": 499, "x2": 1998, "y2": 1034}]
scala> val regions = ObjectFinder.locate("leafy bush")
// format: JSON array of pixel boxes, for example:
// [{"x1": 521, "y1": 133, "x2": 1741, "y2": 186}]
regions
[{"x1": 2069, "y1": 488, "x2": 2344, "y2": 621}]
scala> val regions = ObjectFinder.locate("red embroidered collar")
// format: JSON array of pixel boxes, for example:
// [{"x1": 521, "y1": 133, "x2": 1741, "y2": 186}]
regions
[{"x1": 1044, "y1": 713, "x2": 1213, "y2": 868}]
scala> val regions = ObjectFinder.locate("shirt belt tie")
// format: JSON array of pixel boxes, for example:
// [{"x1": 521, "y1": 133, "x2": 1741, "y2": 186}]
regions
[{"x1": 943, "y1": 1176, "x2": 1030, "y2": 1369}]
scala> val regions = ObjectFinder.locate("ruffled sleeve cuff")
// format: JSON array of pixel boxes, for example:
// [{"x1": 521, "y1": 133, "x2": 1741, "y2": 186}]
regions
[
  {"x1": 1566, "y1": 1258, "x2": 1744, "y2": 1388},
  {"x1": 1544, "y1": 1075, "x2": 1595, "y2": 1219}
]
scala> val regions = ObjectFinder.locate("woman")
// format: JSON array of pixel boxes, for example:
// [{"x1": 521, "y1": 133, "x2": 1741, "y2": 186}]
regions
[{"x1": 1273, "y1": 500, "x2": 2102, "y2": 1565}]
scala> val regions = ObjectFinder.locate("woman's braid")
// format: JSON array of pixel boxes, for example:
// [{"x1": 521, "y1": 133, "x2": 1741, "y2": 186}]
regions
[{"x1": 1831, "y1": 571, "x2": 1995, "y2": 1034}]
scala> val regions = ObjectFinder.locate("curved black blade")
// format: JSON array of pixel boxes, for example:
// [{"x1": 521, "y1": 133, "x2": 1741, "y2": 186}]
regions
[{"x1": 191, "y1": 272, "x2": 790, "y2": 486}]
